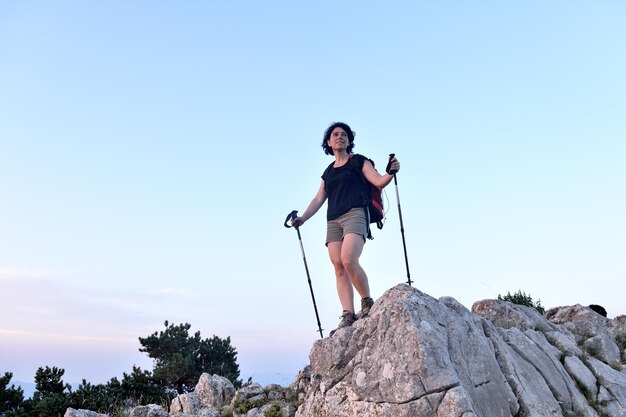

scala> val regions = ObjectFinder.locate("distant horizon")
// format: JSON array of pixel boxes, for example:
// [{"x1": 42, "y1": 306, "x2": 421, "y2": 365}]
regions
[{"x1": 7, "y1": 288, "x2": 624, "y2": 397}]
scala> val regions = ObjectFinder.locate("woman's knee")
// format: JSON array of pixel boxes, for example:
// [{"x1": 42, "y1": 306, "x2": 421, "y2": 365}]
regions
[
  {"x1": 340, "y1": 255, "x2": 360, "y2": 274},
  {"x1": 328, "y1": 251, "x2": 345, "y2": 271},
  {"x1": 331, "y1": 258, "x2": 345, "y2": 272}
]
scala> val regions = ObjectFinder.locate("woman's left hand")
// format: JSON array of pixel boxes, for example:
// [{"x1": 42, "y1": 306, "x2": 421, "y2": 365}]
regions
[{"x1": 387, "y1": 157, "x2": 400, "y2": 174}]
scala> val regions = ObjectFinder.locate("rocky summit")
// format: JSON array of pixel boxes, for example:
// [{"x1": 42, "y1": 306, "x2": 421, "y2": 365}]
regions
[
  {"x1": 65, "y1": 284, "x2": 626, "y2": 417},
  {"x1": 295, "y1": 284, "x2": 626, "y2": 417}
]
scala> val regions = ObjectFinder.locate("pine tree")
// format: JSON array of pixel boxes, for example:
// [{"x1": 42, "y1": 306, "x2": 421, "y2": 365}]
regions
[{"x1": 139, "y1": 321, "x2": 241, "y2": 393}]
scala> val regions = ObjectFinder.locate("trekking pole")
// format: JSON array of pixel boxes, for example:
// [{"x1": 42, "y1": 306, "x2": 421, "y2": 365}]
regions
[
  {"x1": 387, "y1": 154, "x2": 413, "y2": 286},
  {"x1": 284, "y1": 210, "x2": 324, "y2": 338}
]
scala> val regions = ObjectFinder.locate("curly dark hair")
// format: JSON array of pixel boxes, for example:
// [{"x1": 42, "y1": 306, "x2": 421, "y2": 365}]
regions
[{"x1": 321, "y1": 122, "x2": 355, "y2": 155}]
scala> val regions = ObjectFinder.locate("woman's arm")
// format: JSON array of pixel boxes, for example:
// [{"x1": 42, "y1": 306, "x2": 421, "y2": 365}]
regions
[
  {"x1": 291, "y1": 180, "x2": 327, "y2": 227},
  {"x1": 362, "y1": 157, "x2": 400, "y2": 188}
]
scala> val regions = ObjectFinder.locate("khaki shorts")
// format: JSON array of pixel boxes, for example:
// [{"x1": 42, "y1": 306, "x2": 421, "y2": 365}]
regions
[{"x1": 326, "y1": 207, "x2": 368, "y2": 245}]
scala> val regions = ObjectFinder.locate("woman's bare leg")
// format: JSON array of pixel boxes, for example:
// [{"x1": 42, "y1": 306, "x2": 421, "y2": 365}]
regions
[
  {"x1": 327, "y1": 240, "x2": 355, "y2": 313},
  {"x1": 340, "y1": 233, "x2": 370, "y2": 299}
]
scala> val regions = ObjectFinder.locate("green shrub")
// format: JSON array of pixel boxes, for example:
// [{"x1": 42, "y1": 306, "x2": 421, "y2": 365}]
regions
[
  {"x1": 498, "y1": 290, "x2": 545, "y2": 314},
  {"x1": 563, "y1": 411, "x2": 585, "y2": 417},
  {"x1": 264, "y1": 403, "x2": 282, "y2": 417},
  {"x1": 139, "y1": 321, "x2": 242, "y2": 393},
  {"x1": 0, "y1": 372, "x2": 25, "y2": 417},
  {"x1": 231, "y1": 396, "x2": 268, "y2": 414}
]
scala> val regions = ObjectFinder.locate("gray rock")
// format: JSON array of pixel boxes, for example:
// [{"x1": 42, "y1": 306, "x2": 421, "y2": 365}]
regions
[
  {"x1": 232, "y1": 382, "x2": 265, "y2": 407},
  {"x1": 238, "y1": 383, "x2": 264, "y2": 398},
  {"x1": 564, "y1": 355, "x2": 597, "y2": 401},
  {"x1": 501, "y1": 328, "x2": 596, "y2": 416},
  {"x1": 547, "y1": 304, "x2": 626, "y2": 368},
  {"x1": 230, "y1": 382, "x2": 296, "y2": 417},
  {"x1": 170, "y1": 392, "x2": 202, "y2": 414},
  {"x1": 170, "y1": 408, "x2": 222, "y2": 417},
  {"x1": 280, "y1": 402, "x2": 297, "y2": 417},
  {"x1": 546, "y1": 304, "x2": 626, "y2": 351},
  {"x1": 546, "y1": 304, "x2": 604, "y2": 324},
  {"x1": 291, "y1": 365, "x2": 311, "y2": 396},
  {"x1": 543, "y1": 330, "x2": 583, "y2": 356},
  {"x1": 297, "y1": 285, "x2": 520, "y2": 417},
  {"x1": 583, "y1": 333, "x2": 621, "y2": 363},
  {"x1": 296, "y1": 284, "x2": 624, "y2": 417},
  {"x1": 255, "y1": 401, "x2": 296, "y2": 417},
  {"x1": 247, "y1": 393, "x2": 267, "y2": 404},
  {"x1": 586, "y1": 357, "x2": 626, "y2": 416},
  {"x1": 195, "y1": 373, "x2": 235, "y2": 409},
  {"x1": 197, "y1": 410, "x2": 221, "y2": 417},
  {"x1": 244, "y1": 409, "x2": 263, "y2": 417},
  {"x1": 267, "y1": 390, "x2": 285, "y2": 400},
  {"x1": 472, "y1": 298, "x2": 556, "y2": 332},
  {"x1": 129, "y1": 405, "x2": 169, "y2": 417},
  {"x1": 436, "y1": 386, "x2": 475, "y2": 417},
  {"x1": 485, "y1": 323, "x2": 564, "y2": 416},
  {"x1": 64, "y1": 409, "x2": 107, "y2": 417}
]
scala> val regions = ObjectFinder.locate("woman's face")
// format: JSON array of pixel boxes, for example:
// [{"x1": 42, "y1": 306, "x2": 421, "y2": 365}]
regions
[{"x1": 328, "y1": 127, "x2": 349, "y2": 152}]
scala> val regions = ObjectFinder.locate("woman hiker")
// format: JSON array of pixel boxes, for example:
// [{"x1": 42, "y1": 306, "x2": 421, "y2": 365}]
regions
[{"x1": 291, "y1": 121, "x2": 400, "y2": 334}]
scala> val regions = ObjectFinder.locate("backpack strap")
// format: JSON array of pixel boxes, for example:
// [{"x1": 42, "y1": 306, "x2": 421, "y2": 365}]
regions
[
  {"x1": 364, "y1": 207, "x2": 373, "y2": 240},
  {"x1": 348, "y1": 154, "x2": 371, "y2": 204},
  {"x1": 349, "y1": 154, "x2": 375, "y2": 240}
]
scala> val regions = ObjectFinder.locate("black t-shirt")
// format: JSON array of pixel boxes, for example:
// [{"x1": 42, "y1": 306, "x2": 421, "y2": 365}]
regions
[{"x1": 322, "y1": 154, "x2": 368, "y2": 221}]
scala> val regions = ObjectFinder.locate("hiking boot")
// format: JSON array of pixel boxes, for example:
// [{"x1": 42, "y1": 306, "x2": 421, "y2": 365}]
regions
[
  {"x1": 329, "y1": 310, "x2": 357, "y2": 336},
  {"x1": 359, "y1": 297, "x2": 374, "y2": 318}
]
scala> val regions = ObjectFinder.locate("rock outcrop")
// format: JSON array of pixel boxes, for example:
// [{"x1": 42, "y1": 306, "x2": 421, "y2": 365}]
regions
[
  {"x1": 65, "y1": 285, "x2": 626, "y2": 417},
  {"x1": 170, "y1": 373, "x2": 235, "y2": 415},
  {"x1": 168, "y1": 374, "x2": 295, "y2": 417},
  {"x1": 65, "y1": 374, "x2": 296, "y2": 417},
  {"x1": 228, "y1": 382, "x2": 296, "y2": 417},
  {"x1": 296, "y1": 284, "x2": 626, "y2": 417}
]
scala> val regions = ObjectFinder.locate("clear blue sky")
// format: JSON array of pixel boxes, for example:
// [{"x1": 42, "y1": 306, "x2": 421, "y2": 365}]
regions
[{"x1": 1, "y1": 1, "x2": 625, "y2": 388}]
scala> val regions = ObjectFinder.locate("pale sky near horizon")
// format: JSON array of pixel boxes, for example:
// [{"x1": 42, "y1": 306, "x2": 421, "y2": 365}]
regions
[{"x1": 1, "y1": 1, "x2": 625, "y2": 389}]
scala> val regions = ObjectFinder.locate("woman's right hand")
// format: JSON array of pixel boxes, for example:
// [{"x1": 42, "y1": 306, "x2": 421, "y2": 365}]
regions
[{"x1": 291, "y1": 217, "x2": 305, "y2": 228}]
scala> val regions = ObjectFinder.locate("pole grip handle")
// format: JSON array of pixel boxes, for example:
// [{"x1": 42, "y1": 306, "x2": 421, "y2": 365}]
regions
[
  {"x1": 386, "y1": 153, "x2": 398, "y2": 175},
  {"x1": 284, "y1": 210, "x2": 298, "y2": 228}
]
